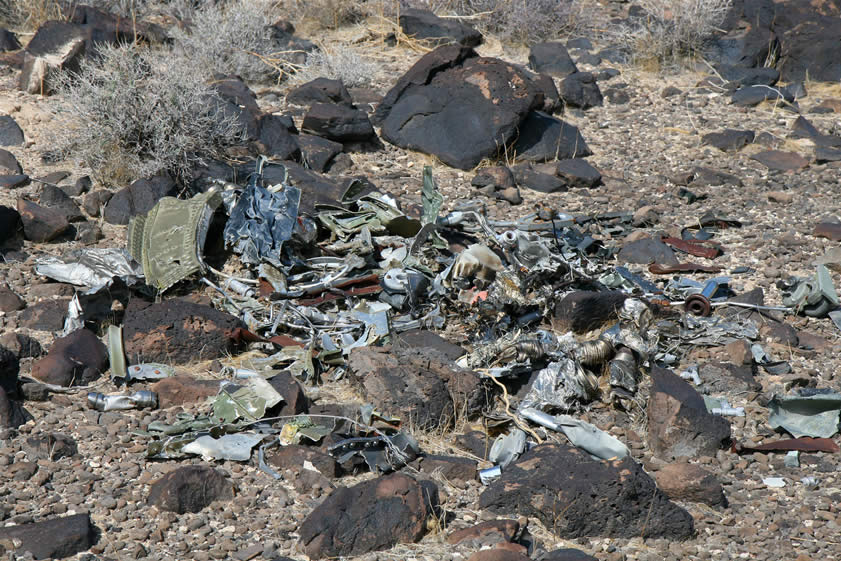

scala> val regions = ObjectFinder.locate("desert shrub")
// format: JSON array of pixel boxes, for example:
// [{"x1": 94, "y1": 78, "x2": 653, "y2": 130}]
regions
[
  {"x1": 400, "y1": 0, "x2": 587, "y2": 44},
  {"x1": 292, "y1": 46, "x2": 379, "y2": 88},
  {"x1": 0, "y1": 0, "x2": 63, "y2": 30},
  {"x1": 612, "y1": 0, "x2": 733, "y2": 68},
  {"x1": 170, "y1": 0, "x2": 294, "y2": 83},
  {"x1": 277, "y1": 0, "x2": 367, "y2": 31},
  {"x1": 51, "y1": 43, "x2": 244, "y2": 186}
]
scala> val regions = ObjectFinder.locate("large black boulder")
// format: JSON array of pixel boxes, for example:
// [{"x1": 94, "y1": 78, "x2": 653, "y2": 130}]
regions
[
  {"x1": 374, "y1": 45, "x2": 544, "y2": 170},
  {"x1": 479, "y1": 443, "x2": 694, "y2": 540}
]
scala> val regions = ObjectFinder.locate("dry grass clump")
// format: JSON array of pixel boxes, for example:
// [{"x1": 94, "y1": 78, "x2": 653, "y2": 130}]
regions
[
  {"x1": 403, "y1": 0, "x2": 589, "y2": 45},
  {"x1": 50, "y1": 42, "x2": 244, "y2": 187},
  {"x1": 278, "y1": 0, "x2": 368, "y2": 31},
  {"x1": 0, "y1": 0, "x2": 63, "y2": 30},
  {"x1": 610, "y1": 0, "x2": 733, "y2": 70},
  {"x1": 170, "y1": 0, "x2": 291, "y2": 83},
  {"x1": 291, "y1": 46, "x2": 380, "y2": 88}
]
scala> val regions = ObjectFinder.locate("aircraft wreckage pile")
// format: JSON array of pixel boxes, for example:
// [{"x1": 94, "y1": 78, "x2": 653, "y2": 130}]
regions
[{"x1": 9, "y1": 157, "x2": 841, "y2": 558}]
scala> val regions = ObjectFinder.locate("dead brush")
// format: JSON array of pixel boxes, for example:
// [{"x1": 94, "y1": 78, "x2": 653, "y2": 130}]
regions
[
  {"x1": 49, "y1": 42, "x2": 245, "y2": 187},
  {"x1": 607, "y1": 0, "x2": 733, "y2": 71}
]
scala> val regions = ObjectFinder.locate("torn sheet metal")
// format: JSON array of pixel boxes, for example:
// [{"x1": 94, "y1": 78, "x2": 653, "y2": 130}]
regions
[
  {"x1": 182, "y1": 433, "x2": 265, "y2": 461},
  {"x1": 768, "y1": 393, "x2": 841, "y2": 438},
  {"x1": 488, "y1": 429, "x2": 527, "y2": 468},
  {"x1": 326, "y1": 432, "x2": 420, "y2": 472},
  {"x1": 212, "y1": 377, "x2": 283, "y2": 423},
  {"x1": 518, "y1": 358, "x2": 599, "y2": 413},
  {"x1": 34, "y1": 248, "x2": 144, "y2": 291},
  {"x1": 87, "y1": 390, "x2": 158, "y2": 411},
  {"x1": 107, "y1": 325, "x2": 127, "y2": 380},
  {"x1": 128, "y1": 189, "x2": 222, "y2": 292},
  {"x1": 223, "y1": 177, "x2": 301, "y2": 267},
  {"x1": 520, "y1": 408, "x2": 629, "y2": 460},
  {"x1": 124, "y1": 363, "x2": 175, "y2": 383}
]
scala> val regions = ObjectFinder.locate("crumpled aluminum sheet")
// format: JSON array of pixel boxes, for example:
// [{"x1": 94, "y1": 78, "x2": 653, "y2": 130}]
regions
[
  {"x1": 518, "y1": 358, "x2": 598, "y2": 412},
  {"x1": 182, "y1": 433, "x2": 266, "y2": 461},
  {"x1": 224, "y1": 181, "x2": 301, "y2": 267},
  {"x1": 665, "y1": 314, "x2": 759, "y2": 346},
  {"x1": 601, "y1": 298, "x2": 656, "y2": 359},
  {"x1": 34, "y1": 248, "x2": 143, "y2": 292},
  {"x1": 768, "y1": 393, "x2": 841, "y2": 438}
]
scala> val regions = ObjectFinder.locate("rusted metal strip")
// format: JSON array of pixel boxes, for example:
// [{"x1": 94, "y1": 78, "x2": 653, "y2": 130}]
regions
[
  {"x1": 648, "y1": 263, "x2": 723, "y2": 274},
  {"x1": 732, "y1": 437, "x2": 840, "y2": 454},
  {"x1": 661, "y1": 237, "x2": 723, "y2": 259}
]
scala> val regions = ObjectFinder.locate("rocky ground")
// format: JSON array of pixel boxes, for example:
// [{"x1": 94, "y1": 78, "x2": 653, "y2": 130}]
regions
[{"x1": 2, "y1": 3, "x2": 841, "y2": 561}]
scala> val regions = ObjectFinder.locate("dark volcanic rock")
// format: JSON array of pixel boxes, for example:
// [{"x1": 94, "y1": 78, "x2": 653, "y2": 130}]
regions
[
  {"x1": 0, "y1": 513, "x2": 96, "y2": 560},
  {"x1": 298, "y1": 473, "x2": 437, "y2": 559},
  {"x1": 618, "y1": 237, "x2": 678, "y2": 265},
  {"x1": 147, "y1": 465, "x2": 234, "y2": 514},
  {"x1": 559, "y1": 72, "x2": 603, "y2": 109},
  {"x1": 0, "y1": 284, "x2": 25, "y2": 312},
  {"x1": 123, "y1": 298, "x2": 244, "y2": 364},
  {"x1": 0, "y1": 174, "x2": 30, "y2": 189},
  {"x1": 374, "y1": 45, "x2": 543, "y2": 170},
  {"x1": 647, "y1": 365, "x2": 731, "y2": 459},
  {"x1": 472, "y1": 166, "x2": 516, "y2": 192},
  {"x1": 528, "y1": 42, "x2": 578, "y2": 78},
  {"x1": 19, "y1": 298, "x2": 69, "y2": 331},
  {"x1": 512, "y1": 164, "x2": 566, "y2": 193},
  {"x1": 0, "y1": 386, "x2": 32, "y2": 428},
  {"x1": 512, "y1": 111, "x2": 591, "y2": 163},
  {"x1": 701, "y1": 129, "x2": 755, "y2": 152},
  {"x1": 699, "y1": 361, "x2": 761, "y2": 393},
  {"x1": 715, "y1": 64, "x2": 779, "y2": 87},
  {"x1": 23, "y1": 433, "x2": 78, "y2": 460},
  {"x1": 0, "y1": 148, "x2": 22, "y2": 174},
  {"x1": 690, "y1": 166, "x2": 743, "y2": 187},
  {"x1": 302, "y1": 102, "x2": 375, "y2": 143},
  {"x1": 0, "y1": 344, "x2": 19, "y2": 396},
  {"x1": 151, "y1": 375, "x2": 221, "y2": 408},
  {"x1": 412, "y1": 454, "x2": 477, "y2": 487},
  {"x1": 654, "y1": 462, "x2": 727, "y2": 507},
  {"x1": 18, "y1": 21, "x2": 87, "y2": 95},
  {"x1": 395, "y1": 329, "x2": 465, "y2": 361},
  {"x1": 0, "y1": 204, "x2": 21, "y2": 243},
  {"x1": 298, "y1": 134, "x2": 343, "y2": 172},
  {"x1": 0, "y1": 115, "x2": 24, "y2": 146},
  {"x1": 750, "y1": 150, "x2": 809, "y2": 171},
  {"x1": 30, "y1": 329, "x2": 107, "y2": 386},
  {"x1": 266, "y1": 371, "x2": 309, "y2": 416},
  {"x1": 17, "y1": 198, "x2": 70, "y2": 242},
  {"x1": 82, "y1": 189, "x2": 112, "y2": 217},
  {"x1": 554, "y1": 158, "x2": 602, "y2": 188},
  {"x1": 447, "y1": 519, "x2": 519, "y2": 546},
  {"x1": 399, "y1": 8, "x2": 483, "y2": 47},
  {"x1": 39, "y1": 183, "x2": 84, "y2": 222},
  {"x1": 0, "y1": 333, "x2": 43, "y2": 359},
  {"x1": 479, "y1": 443, "x2": 694, "y2": 539},
  {"x1": 212, "y1": 75, "x2": 262, "y2": 140},
  {"x1": 529, "y1": 72, "x2": 563, "y2": 114},
  {"x1": 257, "y1": 113, "x2": 301, "y2": 160},
  {"x1": 554, "y1": 291, "x2": 629, "y2": 334},
  {"x1": 731, "y1": 85, "x2": 794, "y2": 107},
  {"x1": 287, "y1": 77, "x2": 354, "y2": 107},
  {"x1": 0, "y1": 28, "x2": 21, "y2": 52},
  {"x1": 268, "y1": 444, "x2": 339, "y2": 478},
  {"x1": 103, "y1": 175, "x2": 177, "y2": 225},
  {"x1": 348, "y1": 345, "x2": 489, "y2": 429}
]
